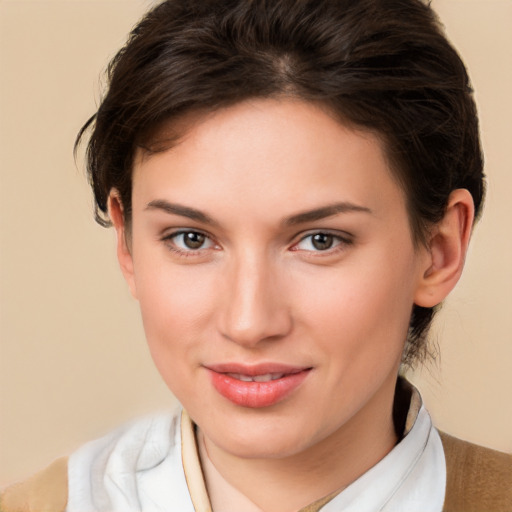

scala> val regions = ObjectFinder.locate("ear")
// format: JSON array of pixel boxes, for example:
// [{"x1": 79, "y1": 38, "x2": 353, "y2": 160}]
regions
[
  {"x1": 414, "y1": 189, "x2": 475, "y2": 308},
  {"x1": 108, "y1": 191, "x2": 138, "y2": 300}
]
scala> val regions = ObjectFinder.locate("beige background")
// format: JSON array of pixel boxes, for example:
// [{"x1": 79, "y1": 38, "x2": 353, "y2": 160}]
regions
[{"x1": 0, "y1": 0, "x2": 511, "y2": 486}]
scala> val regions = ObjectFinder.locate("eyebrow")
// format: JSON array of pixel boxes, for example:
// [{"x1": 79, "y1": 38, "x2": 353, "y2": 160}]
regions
[
  {"x1": 284, "y1": 202, "x2": 372, "y2": 226},
  {"x1": 146, "y1": 199, "x2": 372, "y2": 227},
  {"x1": 145, "y1": 200, "x2": 219, "y2": 226}
]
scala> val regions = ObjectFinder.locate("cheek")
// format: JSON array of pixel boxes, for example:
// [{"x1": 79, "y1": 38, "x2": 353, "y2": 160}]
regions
[
  {"x1": 296, "y1": 252, "x2": 416, "y2": 368},
  {"x1": 133, "y1": 258, "x2": 218, "y2": 383},
  {"x1": 292, "y1": 261, "x2": 415, "y2": 424}
]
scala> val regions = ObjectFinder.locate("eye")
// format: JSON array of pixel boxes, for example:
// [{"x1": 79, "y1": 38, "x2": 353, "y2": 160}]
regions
[
  {"x1": 292, "y1": 232, "x2": 351, "y2": 252},
  {"x1": 164, "y1": 230, "x2": 216, "y2": 251}
]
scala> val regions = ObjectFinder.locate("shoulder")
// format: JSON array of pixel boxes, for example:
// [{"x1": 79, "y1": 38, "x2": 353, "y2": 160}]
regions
[
  {"x1": 440, "y1": 431, "x2": 512, "y2": 512},
  {"x1": 67, "y1": 409, "x2": 184, "y2": 510},
  {"x1": 0, "y1": 409, "x2": 183, "y2": 512},
  {"x1": 0, "y1": 457, "x2": 68, "y2": 512}
]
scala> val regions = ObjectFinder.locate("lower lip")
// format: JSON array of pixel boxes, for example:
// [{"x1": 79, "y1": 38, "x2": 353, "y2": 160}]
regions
[{"x1": 208, "y1": 369, "x2": 311, "y2": 408}]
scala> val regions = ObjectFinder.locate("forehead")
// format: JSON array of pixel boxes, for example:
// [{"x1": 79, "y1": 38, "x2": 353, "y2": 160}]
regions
[{"x1": 132, "y1": 99, "x2": 407, "y2": 225}]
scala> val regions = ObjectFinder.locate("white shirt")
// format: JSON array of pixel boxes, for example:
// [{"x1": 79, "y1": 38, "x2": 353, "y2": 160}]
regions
[{"x1": 66, "y1": 387, "x2": 446, "y2": 512}]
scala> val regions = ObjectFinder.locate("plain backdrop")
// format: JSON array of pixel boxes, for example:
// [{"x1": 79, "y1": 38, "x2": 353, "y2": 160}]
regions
[{"x1": 1, "y1": 0, "x2": 511, "y2": 486}]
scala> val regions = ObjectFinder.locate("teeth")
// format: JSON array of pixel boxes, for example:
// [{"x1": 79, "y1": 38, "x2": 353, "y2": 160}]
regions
[
  {"x1": 253, "y1": 374, "x2": 273, "y2": 382},
  {"x1": 253, "y1": 373, "x2": 284, "y2": 382},
  {"x1": 227, "y1": 372, "x2": 285, "y2": 382}
]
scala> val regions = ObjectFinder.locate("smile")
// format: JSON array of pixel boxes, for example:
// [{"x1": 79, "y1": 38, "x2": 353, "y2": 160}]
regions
[{"x1": 205, "y1": 363, "x2": 311, "y2": 408}]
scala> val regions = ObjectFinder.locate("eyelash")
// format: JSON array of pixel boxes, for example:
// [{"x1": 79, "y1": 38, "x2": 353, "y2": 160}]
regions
[
  {"x1": 161, "y1": 230, "x2": 218, "y2": 257},
  {"x1": 291, "y1": 231, "x2": 353, "y2": 255},
  {"x1": 161, "y1": 229, "x2": 353, "y2": 258}
]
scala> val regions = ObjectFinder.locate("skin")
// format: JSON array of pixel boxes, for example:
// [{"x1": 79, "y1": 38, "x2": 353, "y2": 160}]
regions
[{"x1": 110, "y1": 98, "x2": 474, "y2": 511}]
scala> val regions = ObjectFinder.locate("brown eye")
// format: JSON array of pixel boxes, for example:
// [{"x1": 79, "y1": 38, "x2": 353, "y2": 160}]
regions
[
  {"x1": 183, "y1": 232, "x2": 206, "y2": 249},
  {"x1": 167, "y1": 231, "x2": 215, "y2": 251},
  {"x1": 292, "y1": 231, "x2": 351, "y2": 253},
  {"x1": 311, "y1": 233, "x2": 334, "y2": 250}
]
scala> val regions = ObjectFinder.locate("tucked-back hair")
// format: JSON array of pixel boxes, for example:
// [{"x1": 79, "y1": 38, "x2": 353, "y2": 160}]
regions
[{"x1": 77, "y1": 0, "x2": 485, "y2": 366}]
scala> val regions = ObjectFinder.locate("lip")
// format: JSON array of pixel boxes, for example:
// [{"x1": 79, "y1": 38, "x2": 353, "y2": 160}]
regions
[{"x1": 205, "y1": 363, "x2": 312, "y2": 408}]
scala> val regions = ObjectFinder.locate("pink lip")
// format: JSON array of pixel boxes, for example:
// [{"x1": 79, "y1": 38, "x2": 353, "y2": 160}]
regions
[{"x1": 205, "y1": 363, "x2": 312, "y2": 408}]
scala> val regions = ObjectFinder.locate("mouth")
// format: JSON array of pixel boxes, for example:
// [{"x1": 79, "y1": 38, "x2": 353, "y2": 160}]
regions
[{"x1": 204, "y1": 363, "x2": 312, "y2": 408}]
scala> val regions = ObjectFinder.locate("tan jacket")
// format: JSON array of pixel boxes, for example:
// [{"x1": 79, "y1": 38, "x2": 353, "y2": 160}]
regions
[
  {"x1": 440, "y1": 432, "x2": 512, "y2": 512},
  {"x1": 1, "y1": 433, "x2": 511, "y2": 512}
]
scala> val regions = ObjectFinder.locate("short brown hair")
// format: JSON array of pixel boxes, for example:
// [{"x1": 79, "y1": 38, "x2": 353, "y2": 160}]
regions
[{"x1": 77, "y1": 0, "x2": 485, "y2": 366}]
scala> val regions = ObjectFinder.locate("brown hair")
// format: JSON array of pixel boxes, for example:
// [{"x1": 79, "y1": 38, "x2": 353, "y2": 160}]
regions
[{"x1": 77, "y1": 0, "x2": 485, "y2": 366}]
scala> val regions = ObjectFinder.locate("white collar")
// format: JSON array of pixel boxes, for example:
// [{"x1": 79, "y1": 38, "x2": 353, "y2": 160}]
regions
[
  {"x1": 180, "y1": 381, "x2": 445, "y2": 512},
  {"x1": 318, "y1": 404, "x2": 446, "y2": 512},
  {"x1": 67, "y1": 381, "x2": 445, "y2": 512}
]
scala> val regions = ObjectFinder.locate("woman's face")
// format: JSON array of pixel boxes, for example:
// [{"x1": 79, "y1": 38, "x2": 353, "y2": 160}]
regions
[{"x1": 120, "y1": 99, "x2": 430, "y2": 459}]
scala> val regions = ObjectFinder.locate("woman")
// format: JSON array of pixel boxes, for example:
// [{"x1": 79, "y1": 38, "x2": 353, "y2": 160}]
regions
[{"x1": 1, "y1": 0, "x2": 510, "y2": 511}]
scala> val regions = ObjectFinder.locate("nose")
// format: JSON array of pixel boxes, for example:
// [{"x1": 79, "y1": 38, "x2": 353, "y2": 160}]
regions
[{"x1": 218, "y1": 251, "x2": 292, "y2": 347}]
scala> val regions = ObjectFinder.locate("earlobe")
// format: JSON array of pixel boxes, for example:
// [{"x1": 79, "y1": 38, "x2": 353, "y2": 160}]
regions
[
  {"x1": 108, "y1": 192, "x2": 138, "y2": 300},
  {"x1": 414, "y1": 189, "x2": 475, "y2": 308}
]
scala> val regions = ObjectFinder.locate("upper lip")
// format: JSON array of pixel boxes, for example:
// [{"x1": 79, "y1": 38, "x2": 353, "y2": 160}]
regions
[{"x1": 204, "y1": 362, "x2": 311, "y2": 376}]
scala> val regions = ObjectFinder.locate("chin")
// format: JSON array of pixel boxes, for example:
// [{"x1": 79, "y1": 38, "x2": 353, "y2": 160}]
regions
[
  {"x1": 200, "y1": 410, "x2": 322, "y2": 460},
  {"x1": 217, "y1": 432, "x2": 309, "y2": 460}
]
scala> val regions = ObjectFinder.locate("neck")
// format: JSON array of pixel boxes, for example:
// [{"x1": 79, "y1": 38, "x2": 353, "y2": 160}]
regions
[{"x1": 199, "y1": 377, "x2": 399, "y2": 512}]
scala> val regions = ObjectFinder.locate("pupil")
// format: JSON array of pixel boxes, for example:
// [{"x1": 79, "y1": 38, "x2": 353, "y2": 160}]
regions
[
  {"x1": 312, "y1": 233, "x2": 333, "y2": 250},
  {"x1": 184, "y1": 232, "x2": 205, "y2": 249}
]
